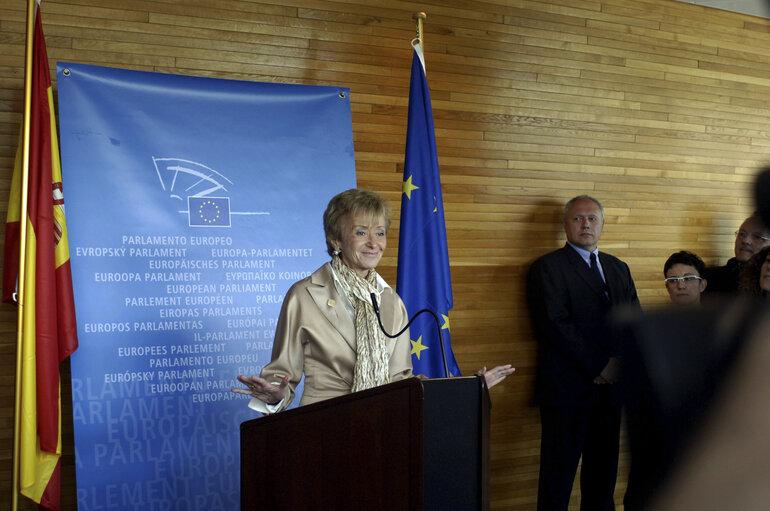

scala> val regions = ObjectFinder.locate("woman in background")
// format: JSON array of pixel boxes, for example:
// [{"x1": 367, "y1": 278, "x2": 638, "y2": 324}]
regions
[{"x1": 663, "y1": 251, "x2": 708, "y2": 306}]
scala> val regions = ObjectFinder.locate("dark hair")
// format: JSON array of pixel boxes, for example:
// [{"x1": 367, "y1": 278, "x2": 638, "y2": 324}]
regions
[
  {"x1": 323, "y1": 189, "x2": 392, "y2": 257},
  {"x1": 664, "y1": 251, "x2": 706, "y2": 277},
  {"x1": 739, "y1": 245, "x2": 770, "y2": 297}
]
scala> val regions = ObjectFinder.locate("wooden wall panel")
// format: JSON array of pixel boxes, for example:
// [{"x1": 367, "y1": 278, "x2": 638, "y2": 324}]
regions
[{"x1": 2, "y1": 0, "x2": 769, "y2": 509}]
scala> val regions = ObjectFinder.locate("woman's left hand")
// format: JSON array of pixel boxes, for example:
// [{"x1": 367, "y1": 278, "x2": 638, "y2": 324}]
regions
[{"x1": 477, "y1": 364, "x2": 515, "y2": 388}]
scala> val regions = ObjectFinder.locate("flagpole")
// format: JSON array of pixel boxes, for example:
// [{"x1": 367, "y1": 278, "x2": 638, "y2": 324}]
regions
[
  {"x1": 11, "y1": 0, "x2": 38, "y2": 508},
  {"x1": 412, "y1": 11, "x2": 426, "y2": 45}
]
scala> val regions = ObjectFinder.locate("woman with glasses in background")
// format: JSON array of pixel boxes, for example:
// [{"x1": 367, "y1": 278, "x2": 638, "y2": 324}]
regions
[{"x1": 663, "y1": 251, "x2": 708, "y2": 306}]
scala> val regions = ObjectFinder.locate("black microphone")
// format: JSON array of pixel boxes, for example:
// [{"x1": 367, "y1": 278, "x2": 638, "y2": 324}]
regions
[{"x1": 370, "y1": 292, "x2": 450, "y2": 378}]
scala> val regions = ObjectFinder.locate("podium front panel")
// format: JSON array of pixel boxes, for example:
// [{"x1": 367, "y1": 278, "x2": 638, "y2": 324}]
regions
[
  {"x1": 240, "y1": 378, "x2": 424, "y2": 510},
  {"x1": 423, "y1": 376, "x2": 490, "y2": 510}
]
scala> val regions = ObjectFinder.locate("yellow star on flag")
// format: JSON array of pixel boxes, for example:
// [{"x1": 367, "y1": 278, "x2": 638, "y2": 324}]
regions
[
  {"x1": 402, "y1": 174, "x2": 419, "y2": 199},
  {"x1": 410, "y1": 335, "x2": 429, "y2": 360},
  {"x1": 441, "y1": 314, "x2": 450, "y2": 332}
]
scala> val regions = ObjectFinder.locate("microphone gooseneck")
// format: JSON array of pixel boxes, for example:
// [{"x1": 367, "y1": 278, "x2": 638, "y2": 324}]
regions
[{"x1": 369, "y1": 292, "x2": 450, "y2": 378}]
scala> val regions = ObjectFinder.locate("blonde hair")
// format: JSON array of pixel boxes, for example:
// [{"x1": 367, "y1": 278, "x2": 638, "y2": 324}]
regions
[{"x1": 323, "y1": 189, "x2": 392, "y2": 257}]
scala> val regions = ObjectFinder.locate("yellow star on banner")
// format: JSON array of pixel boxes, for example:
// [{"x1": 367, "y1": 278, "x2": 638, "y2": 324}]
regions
[
  {"x1": 410, "y1": 335, "x2": 429, "y2": 360},
  {"x1": 441, "y1": 314, "x2": 450, "y2": 332},
  {"x1": 402, "y1": 174, "x2": 419, "y2": 199}
]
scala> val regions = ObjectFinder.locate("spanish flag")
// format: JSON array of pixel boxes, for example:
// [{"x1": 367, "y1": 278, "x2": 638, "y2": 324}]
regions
[{"x1": 3, "y1": 5, "x2": 79, "y2": 509}]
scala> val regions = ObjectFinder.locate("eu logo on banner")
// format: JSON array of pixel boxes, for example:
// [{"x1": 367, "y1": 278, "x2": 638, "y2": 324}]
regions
[{"x1": 188, "y1": 197, "x2": 231, "y2": 227}]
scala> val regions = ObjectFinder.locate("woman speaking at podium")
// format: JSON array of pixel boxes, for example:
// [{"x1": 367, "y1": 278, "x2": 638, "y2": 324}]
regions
[{"x1": 232, "y1": 188, "x2": 512, "y2": 413}]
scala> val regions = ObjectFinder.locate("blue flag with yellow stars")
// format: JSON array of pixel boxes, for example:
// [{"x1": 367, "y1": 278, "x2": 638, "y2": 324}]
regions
[
  {"x1": 397, "y1": 42, "x2": 461, "y2": 378},
  {"x1": 188, "y1": 196, "x2": 231, "y2": 226}
]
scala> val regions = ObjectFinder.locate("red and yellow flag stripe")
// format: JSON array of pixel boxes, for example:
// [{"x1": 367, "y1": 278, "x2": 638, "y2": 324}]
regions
[{"x1": 5, "y1": 6, "x2": 79, "y2": 510}]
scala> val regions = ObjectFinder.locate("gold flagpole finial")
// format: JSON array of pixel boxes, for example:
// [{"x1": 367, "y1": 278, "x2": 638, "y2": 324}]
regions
[{"x1": 412, "y1": 12, "x2": 426, "y2": 45}]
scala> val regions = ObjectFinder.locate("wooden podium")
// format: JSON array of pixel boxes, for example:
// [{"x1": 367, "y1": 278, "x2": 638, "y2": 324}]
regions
[{"x1": 240, "y1": 376, "x2": 490, "y2": 510}]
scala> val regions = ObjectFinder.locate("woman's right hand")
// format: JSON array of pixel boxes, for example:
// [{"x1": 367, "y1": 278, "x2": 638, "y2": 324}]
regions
[{"x1": 231, "y1": 374, "x2": 289, "y2": 404}]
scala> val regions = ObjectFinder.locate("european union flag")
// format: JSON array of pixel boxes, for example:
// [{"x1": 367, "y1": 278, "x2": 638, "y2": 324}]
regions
[
  {"x1": 397, "y1": 43, "x2": 460, "y2": 378},
  {"x1": 188, "y1": 196, "x2": 231, "y2": 227}
]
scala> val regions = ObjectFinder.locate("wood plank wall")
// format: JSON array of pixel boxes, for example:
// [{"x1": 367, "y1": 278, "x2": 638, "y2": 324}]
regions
[{"x1": 1, "y1": 0, "x2": 769, "y2": 509}]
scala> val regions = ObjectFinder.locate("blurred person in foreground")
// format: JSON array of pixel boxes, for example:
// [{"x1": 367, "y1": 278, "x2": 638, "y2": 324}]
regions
[
  {"x1": 663, "y1": 251, "x2": 708, "y2": 306},
  {"x1": 623, "y1": 250, "x2": 706, "y2": 510},
  {"x1": 625, "y1": 168, "x2": 770, "y2": 511},
  {"x1": 232, "y1": 188, "x2": 513, "y2": 413}
]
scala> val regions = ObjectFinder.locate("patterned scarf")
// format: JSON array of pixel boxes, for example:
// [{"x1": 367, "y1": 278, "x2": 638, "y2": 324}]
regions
[{"x1": 331, "y1": 255, "x2": 390, "y2": 392}]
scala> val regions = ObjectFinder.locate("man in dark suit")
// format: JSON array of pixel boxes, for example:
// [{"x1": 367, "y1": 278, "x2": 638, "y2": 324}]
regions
[{"x1": 527, "y1": 195, "x2": 641, "y2": 511}]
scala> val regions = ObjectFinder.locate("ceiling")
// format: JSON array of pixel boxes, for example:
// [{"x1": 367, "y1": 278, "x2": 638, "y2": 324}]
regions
[{"x1": 674, "y1": 0, "x2": 770, "y2": 19}]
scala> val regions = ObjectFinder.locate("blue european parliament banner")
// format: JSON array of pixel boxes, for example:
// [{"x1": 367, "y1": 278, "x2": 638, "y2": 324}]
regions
[{"x1": 56, "y1": 62, "x2": 356, "y2": 510}]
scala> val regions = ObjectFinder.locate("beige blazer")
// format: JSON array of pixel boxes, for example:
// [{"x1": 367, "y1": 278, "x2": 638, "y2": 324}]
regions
[{"x1": 259, "y1": 263, "x2": 413, "y2": 411}]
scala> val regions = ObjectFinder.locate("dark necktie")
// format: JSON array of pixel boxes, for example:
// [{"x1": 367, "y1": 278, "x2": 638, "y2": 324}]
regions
[{"x1": 590, "y1": 252, "x2": 609, "y2": 294}]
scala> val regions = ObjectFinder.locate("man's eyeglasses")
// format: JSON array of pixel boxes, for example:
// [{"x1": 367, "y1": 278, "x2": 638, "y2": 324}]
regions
[
  {"x1": 664, "y1": 276, "x2": 703, "y2": 285},
  {"x1": 735, "y1": 230, "x2": 770, "y2": 243}
]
